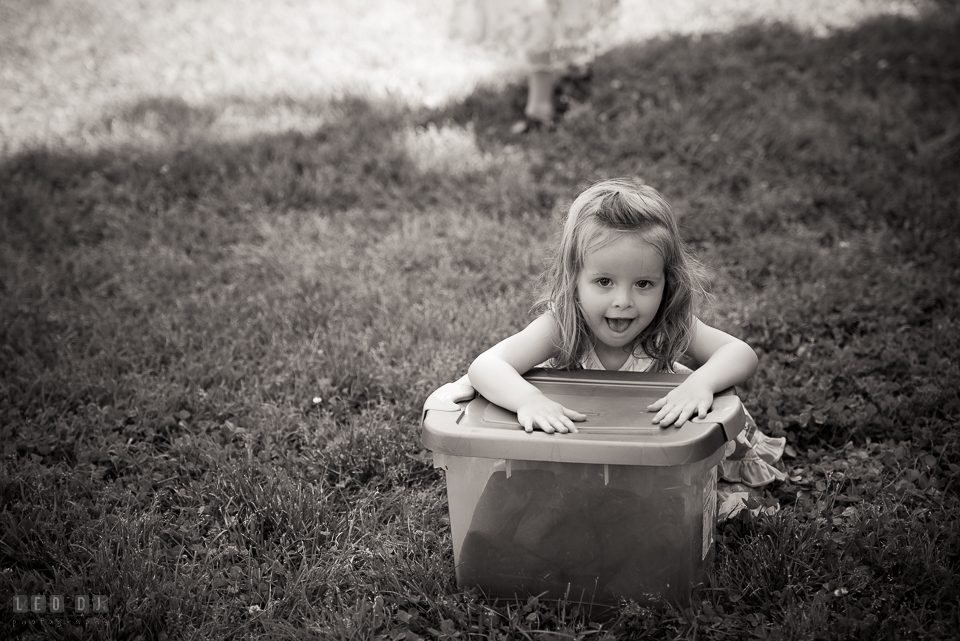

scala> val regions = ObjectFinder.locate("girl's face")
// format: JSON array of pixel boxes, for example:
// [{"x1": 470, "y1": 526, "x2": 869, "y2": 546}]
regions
[{"x1": 576, "y1": 233, "x2": 665, "y2": 365}]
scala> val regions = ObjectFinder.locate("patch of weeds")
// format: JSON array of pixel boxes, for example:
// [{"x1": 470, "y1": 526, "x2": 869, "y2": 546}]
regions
[
  {"x1": 0, "y1": 458, "x2": 209, "y2": 640},
  {"x1": 310, "y1": 406, "x2": 429, "y2": 492},
  {"x1": 708, "y1": 439, "x2": 960, "y2": 638}
]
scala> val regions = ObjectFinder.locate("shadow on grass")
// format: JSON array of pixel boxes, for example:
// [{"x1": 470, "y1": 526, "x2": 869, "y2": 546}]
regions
[
  {"x1": 1, "y1": 96, "x2": 416, "y2": 253},
  {"x1": 2, "y1": 10, "x2": 958, "y2": 259}
]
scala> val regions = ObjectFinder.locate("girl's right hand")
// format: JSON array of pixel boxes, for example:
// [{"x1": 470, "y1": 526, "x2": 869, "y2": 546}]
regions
[{"x1": 516, "y1": 394, "x2": 586, "y2": 434}]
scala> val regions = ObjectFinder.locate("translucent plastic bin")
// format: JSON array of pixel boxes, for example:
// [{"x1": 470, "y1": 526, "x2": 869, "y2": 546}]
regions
[{"x1": 421, "y1": 369, "x2": 745, "y2": 608}]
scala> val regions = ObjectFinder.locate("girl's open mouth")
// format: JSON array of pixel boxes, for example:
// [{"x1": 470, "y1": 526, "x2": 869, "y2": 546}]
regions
[{"x1": 605, "y1": 317, "x2": 633, "y2": 333}]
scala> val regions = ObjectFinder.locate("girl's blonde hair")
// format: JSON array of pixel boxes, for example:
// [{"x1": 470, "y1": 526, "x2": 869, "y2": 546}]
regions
[{"x1": 535, "y1": 178, "x2": 710, "y2": 372}]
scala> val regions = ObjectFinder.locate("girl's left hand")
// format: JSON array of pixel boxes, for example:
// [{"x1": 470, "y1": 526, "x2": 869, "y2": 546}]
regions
[{"x1": 647, "y1": 380, "x2": 714, "y2": 427}]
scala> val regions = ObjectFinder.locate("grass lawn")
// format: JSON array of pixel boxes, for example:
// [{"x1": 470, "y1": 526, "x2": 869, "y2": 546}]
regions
[{"x1": 1, "y1": 0, "x2": 959, "y2": 638}]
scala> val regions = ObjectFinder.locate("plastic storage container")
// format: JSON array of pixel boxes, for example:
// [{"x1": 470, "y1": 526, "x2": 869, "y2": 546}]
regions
[{"x1": 421, "y1": 368, "x2": 746, "y2": 608}]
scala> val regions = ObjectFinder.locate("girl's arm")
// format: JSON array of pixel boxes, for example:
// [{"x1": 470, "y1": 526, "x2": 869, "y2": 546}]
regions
[
  {"x1": 467, "y1": 313, "x2": 587, "y2": 434},
  {"x1": 648, "y1": 318, "x2": 759, "y2": 427}
]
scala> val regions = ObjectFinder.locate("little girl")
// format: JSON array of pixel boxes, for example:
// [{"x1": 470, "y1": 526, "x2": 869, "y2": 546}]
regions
[{"x1": 461, "y1": 178, "x2": 786, "y2": 488}]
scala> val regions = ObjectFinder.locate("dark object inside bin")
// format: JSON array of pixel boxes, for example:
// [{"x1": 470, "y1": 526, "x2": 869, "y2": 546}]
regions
[{"x1": 458, "y1": 468, "x2": 690, "y2": 606}]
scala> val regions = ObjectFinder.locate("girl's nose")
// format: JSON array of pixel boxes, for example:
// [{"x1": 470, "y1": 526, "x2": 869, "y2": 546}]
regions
[{"x1": 612, "y1": 288, "x2": 633, "y2": 308}]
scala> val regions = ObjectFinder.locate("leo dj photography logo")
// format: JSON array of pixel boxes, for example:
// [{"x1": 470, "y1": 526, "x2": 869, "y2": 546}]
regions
[{"x1": 12, "y1": 594, "x2": 109, "y2": 614}]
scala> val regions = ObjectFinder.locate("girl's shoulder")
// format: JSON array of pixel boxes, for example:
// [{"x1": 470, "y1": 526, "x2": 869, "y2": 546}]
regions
[
  {"x1": 482, "y1": 311, "x2": 560, "y2": 350},
  {"x1": 526, "y1": 310, "x2": 562, "y2": 339},
  {"x1": 520, "y1": 311, "x2": 568, "y2": 367}
]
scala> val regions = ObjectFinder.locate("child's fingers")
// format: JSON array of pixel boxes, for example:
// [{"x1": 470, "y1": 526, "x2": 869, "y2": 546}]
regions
[
  {"x1": 656, "y1": 402, "x2": 693, "y2": 427},
  {"x1": 654, "y1": 408, "x2": 676, "y2": 426},
  {"x1": 673, "y1": 401, "x2": 710, "y2": 425},
  {"x1": 519, "y1": 413, "x2": 580, "y2": 434},
  {"x1": 543, "y1": 414, "x2": 579, "y2": 433},
  {"x1": 550, "y1": 416, "x2": 571, "y2": 433},
  {"x1": 558, "y1": 414, "x2": 579, "y2": 433},
  {"x1": 527, "y1": 414, "x2": 560, "y2": 434},
  {"x1": 652, "y1": 401, "x2": 674, "y2": 424},
  {"x1": 697, "y1": 402, "x2": 710, "y2": 419},
  {"x1": 647, "y1": 397, "x2": 667, "y2": 411},
  {"x1": 653, "y1": 397, "x2": 713, "y2": 426},
  {"x1": 677, "y1": 402, "x2": 709, "y2": 426},
  {"x1": 537, "y1": 417, "x2": 556, "y2": 434},
  {"x1": 674, "y1": 406, "x2": 697, "y2": 427},
  {"x1": 563, "y1": 407, "x2": 587, "y2": 422}
]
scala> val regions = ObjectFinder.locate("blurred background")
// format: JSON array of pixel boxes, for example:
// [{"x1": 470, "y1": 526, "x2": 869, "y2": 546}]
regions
[
  {"x1": 0, "y1": 0, "x2": 925, "y2": 155},
  {"x1": 2, "y1": 1, "x2": 958, "y2": 638}
]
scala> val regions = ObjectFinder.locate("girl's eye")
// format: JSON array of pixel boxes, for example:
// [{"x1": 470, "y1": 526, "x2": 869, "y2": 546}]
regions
[
  {"x1": 635, "y1": 280, "x2": 652, "y2": 289},
  {"x1": 596, "y1": 278, "x2": 612, "y2": 287}
]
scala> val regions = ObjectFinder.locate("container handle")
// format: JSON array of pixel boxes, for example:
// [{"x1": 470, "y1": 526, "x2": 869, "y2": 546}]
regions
[
  {"x1": 421, "y1": 379, "x2": 476, "y2": 424},
  {"x1": 691, "y1": 395, "x2": 746, "y2": 442}
]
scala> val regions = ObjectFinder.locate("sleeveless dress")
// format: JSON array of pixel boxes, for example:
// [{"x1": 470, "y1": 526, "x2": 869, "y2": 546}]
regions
[{"x1": 579, "y1": 346, "x2": 787, "y2": 518}]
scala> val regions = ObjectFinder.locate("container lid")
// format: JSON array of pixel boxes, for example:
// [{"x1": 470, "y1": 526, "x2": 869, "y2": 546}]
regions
[{"x1": 422, "y1": 369, "x2": 746, "y2": 466}]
